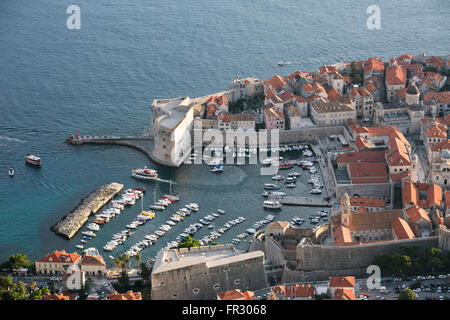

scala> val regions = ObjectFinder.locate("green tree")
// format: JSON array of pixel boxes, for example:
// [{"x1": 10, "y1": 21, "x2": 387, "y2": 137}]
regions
[
  {"x1": 177, "y1": 236, "x2": 200, "y2": 249},
  {"x1": 6, "y1": 254, "x2": 33, "y2": 271},
  {"x1": 78, "y1": 284, "x2": 90, "y2": 301},
  {"x1": 29, "y1": 289, "x2": 43, "y2": 300},
  {"x1": 41, "y1": 286, "x2": 50, "y2": 296},
  {"x1": 118, "y1": 270, "x2": 129, "y2": 290},
  {"x1": 139, "y1": 263, "x2": 151, "y2": 284},
  {"x1": 398, "y1": 289, "x2": 416, "y2": 300},
  {"x1": 0, "y1": 276, "x2": 13, "y2": 290}
]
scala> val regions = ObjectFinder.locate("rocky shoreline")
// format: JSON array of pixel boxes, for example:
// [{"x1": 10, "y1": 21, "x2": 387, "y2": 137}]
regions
[{"x1": 51, "y1": 182, "x2": 124, "y2": 239}]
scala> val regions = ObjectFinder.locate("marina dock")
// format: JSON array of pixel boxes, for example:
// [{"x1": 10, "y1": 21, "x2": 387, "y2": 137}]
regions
[
  {"x1": 51, "y1": 182, "x2": 124, "y2": 239},
  {"x1": 268, "y1": 195, "x2": 332, "y2": 207}
]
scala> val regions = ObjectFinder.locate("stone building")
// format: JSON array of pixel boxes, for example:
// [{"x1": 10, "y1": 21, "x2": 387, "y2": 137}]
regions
[
  {"x1": 385, "y1": 65, "x2": 407, "y2": 103},
  {"x1": 151, "y1": 97, "x2": 194, "y2": 166},
  {"x1": 35, "y1": 250, "x2": 81, "y2": 275},
  {"x1": 151, "y1": 245, "x2": 267, "y2": 300},
  {"x1": 310, "y1": 97, "x2": 355, "y2": 126}
]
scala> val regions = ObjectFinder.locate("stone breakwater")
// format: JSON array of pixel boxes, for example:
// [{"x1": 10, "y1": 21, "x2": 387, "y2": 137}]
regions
[{"x1": 51, "y1": 182, "x2": 124, "y2": 239}]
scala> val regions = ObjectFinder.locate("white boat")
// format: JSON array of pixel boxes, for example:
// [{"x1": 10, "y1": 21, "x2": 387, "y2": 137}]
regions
[
  {"x1": 8, "y1": 168, "x2": 14, "y2": 177},
  {"x1": 131, "y1": 167, "x2": 158, "y2": 180},
  {"x1": 278, "y1": 60, "x2": 292, "y2": 66},
  {"x1": 217, "y1": 209, "x2": 226, "y2": 214},
  {"x1": 186, "y1": 203, "x2": 199, "y2": 211},
  {"x1": 210, "y1": 164, "x2": 224, "y2": 172},
  {"x1": 310, "y1": 188, "x2": 322, "y2": 194},
  {"x1": 247, "y1": 228, "x2": 256, "y2": 234},
  {"x1": 148, "y1": 204, "x2": 165, "y2": 211},
  {"x1": 263, "y1": 200, "x2": 282, "y2": 209},
  {"x1": 272, "y1": 175, "x2": 284, "y2": 181},
  {"x1": 76, "y1": 245, "x2": 84, "y2": 249},
  {"x1": 264, "y1": 184, "x2": 279, "y2": 190}
]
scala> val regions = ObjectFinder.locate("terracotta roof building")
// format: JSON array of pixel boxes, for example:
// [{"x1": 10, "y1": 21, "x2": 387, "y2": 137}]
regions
[
  {"x1": 105, "y1": 290, "x2": 142, "y2": 300},
  {"x1": 217, "y1": 289, "x2": 255, "y2": 300},
  {"x1": 35, "y1": 250, "x2": 81, "y2": 275}
]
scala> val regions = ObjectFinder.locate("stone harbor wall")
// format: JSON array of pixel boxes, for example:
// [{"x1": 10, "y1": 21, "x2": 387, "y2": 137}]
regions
[{"x1": 51, "y1": 182, "x2": 123, "y2": 239}]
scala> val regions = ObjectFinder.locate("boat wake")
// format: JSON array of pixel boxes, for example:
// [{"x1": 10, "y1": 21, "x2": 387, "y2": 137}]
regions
[{"x1": 0, "y1": 136, "x2": 25, "y2": 143}]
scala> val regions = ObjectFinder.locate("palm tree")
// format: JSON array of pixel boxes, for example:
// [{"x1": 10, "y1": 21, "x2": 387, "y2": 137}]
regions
[
  {"x1": 113, "y1": 257, "x2": 122, "y2": 273},
  {"x1": 118, "y1": 253, "x2": 130, "y2": 274},
  {"x1": 135, "y1": 253, "x2": 141, "y2": 274}
]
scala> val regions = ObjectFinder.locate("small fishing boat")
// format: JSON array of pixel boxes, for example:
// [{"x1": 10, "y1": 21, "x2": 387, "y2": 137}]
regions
[{"x1": 8, "y1": 168, "x2": 14, "y2": 177}]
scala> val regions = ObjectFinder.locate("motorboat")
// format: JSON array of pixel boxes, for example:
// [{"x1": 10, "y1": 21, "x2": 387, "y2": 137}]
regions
[
  {"x1": 186, "y1": 203, "x2": 199, "y2": 211},
  {"x1": 272, "y1": 175, "x2": 284, "y2": 181},
  {"x1": 310, "y1": 188, "x2": 322, "y2": 194},
  {"x1": 264, "y1": 184, "x2": 279, "y2": 190},
  {"x1": 279, "y1": 162, "x2": 294, "y2": 170},
  {"x1": 263, "y1": 200, "x2": 282, "y2": 209},
  {"x1": 131, "y1": 167, "x2": 158, "y2": 180},
  {"x1": 76, "y1": 245, "x2": 84, "y2": 250},
  {"x1": 148, "y1": 204, "x2": 165, "y2": 211},
  {"x1": 217, "y1": 209, "x2": 226, "y2": 214},
  {"x1": 210, "y1": 164, "x2": 224, "y2": 172},
  {"x1": 278, "y1": 60, "x2": 292, "y2": 66},
  {"x1": 8, "y1": 168, "x2": 14, "y2": 177},
  {"x1": 286, "y1": 183, "x2": 296, "y2": 188}
]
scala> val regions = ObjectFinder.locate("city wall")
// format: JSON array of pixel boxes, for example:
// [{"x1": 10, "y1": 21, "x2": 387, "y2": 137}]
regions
[{"x1": 280, "y1": 236, "x2": 439, "y2": 283}]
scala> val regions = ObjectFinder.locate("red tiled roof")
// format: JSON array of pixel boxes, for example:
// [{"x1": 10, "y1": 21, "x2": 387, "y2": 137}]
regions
[
  {"x1": 391, "y1": 217, "x2": 415, "y2": 240},
  {"x1": 330, "y1": 276, "x2": 355, "y2": 288},
  {"x1": 42, "y1": 293, "x2": 70, "y2": 300},
  {"x1": 350, "y1": 196, "x2": 386, "y2": 208},
  {"x1": 337, "y1": 151, "x2": 386, "y2": 164},
  {"x1": 218, "y1": 289, "x2": 255, "y2": 300},
  {"x1": 406, "y1": 205, "x2": 431, "y2": 223},
  {"x1": 333, "y1": 225, "x2": 353, "y2": 246},
  {"x1": 265, "y1": 75, "x2": 288, "y2": 91},
  {"x1": 386, "y1": 65, "x2": 407, "y2": 86},
  {"x1": 428, "y1": 184, "x2": 443, "y2": 208},
  {"x1": 348, "y1": 162, "x2": 388, "y2": 179},
  {"x1": 105, "y1": 291, "x2": 142, "y2": 300},
  {"x1": 403, "y1": 182, "x2": 418, "y2": 206},
  {"x1": 36, "y1": 250, "x2": 81, "y2": 264},
  {"x1": 81, "y1": 255, "x2": 106, "y2": 266},
  {"x1": 334, "y1": 288, "x2": 355, "y2": 300}
]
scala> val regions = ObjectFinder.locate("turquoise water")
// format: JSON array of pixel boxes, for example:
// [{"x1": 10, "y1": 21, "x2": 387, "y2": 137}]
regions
[{"x1": 0, "y1": 0, "x2": 449, "y2": 263}]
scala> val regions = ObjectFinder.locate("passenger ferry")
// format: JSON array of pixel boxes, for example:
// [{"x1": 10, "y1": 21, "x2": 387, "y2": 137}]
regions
[
  {"x1": 131, "y1": 167, "x2": 158, "y2": 180},
  {"x1": 25, "y1": 153, "x2": 41, "y2": 166}
]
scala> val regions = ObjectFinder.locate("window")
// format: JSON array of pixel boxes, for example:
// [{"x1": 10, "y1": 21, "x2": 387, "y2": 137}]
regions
[
  {"x1": 213, "y1": 284, "x2": 220, "y2": 290},
  {"x1": 193, "y1": 288, "x2": 200, "y2": 294},
  {"x1": 234, "y1": 279, "x2": 241, "y2": 285}
]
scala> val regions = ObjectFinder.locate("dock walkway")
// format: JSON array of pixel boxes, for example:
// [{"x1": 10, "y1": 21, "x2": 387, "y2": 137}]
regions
[
  {"x1": 66, "y1": 135, "x2": 156, "y2": 162},
  {"x1": 268, "y1": 195, "x2": 332, "y2": 207}
]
